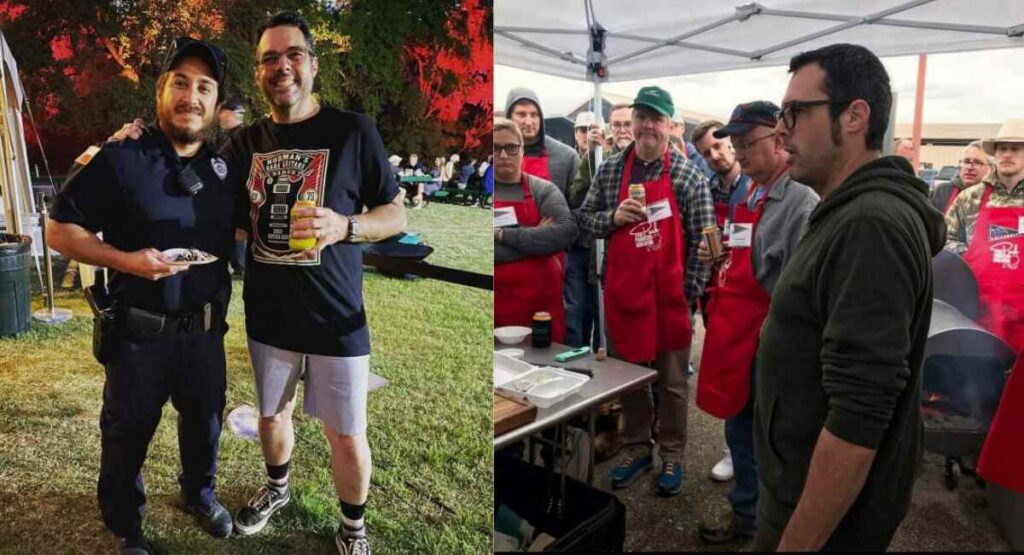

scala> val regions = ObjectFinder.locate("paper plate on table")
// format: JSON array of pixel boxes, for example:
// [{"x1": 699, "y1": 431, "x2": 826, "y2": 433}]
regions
[
  {"x1": 227, "y1": 405, "x2": 259, "y2": 439},
  {"x1": 162, "y1": 248, "x2": 218, "y2": 266}
]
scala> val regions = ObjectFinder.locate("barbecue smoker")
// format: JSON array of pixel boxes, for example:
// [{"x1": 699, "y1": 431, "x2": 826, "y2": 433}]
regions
[{"x1": 924, "y1": 250, "x2": 1016, "y2": 490}]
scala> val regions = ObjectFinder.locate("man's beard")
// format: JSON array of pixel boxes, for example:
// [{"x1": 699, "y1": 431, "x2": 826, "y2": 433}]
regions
[{"x1": 161, "y1": 104, "x2": 212, "y2": 145}]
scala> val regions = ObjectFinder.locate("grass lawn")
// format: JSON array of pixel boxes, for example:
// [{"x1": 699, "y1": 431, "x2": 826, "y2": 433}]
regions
[{"x1": 0, "y1": 203, "x2": 493, "y2": 554}]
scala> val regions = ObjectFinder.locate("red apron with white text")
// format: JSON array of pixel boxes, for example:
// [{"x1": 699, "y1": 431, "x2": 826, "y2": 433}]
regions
[
  {"x1": 522, "y1": 151, "x2": 553, "y2": 182},
  {"x1": 697, "y1": 181, "x2": 772, "y2": 418},
  {"x1": 494, "y1": 175, "x2": 566, "y2": 343},
  {"x1": 963, "y1": 186, "x2": 1024, "y2": 355},
  {"x1": 978, "y1": 352, "x2": 1024, "y2": 493},
  {"x1": 604, "y1": 149, "x2": 691, "y2": 363}
]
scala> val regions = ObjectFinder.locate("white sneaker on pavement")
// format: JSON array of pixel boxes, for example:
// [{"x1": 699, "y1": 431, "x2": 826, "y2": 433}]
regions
[{"x1": 710, "y1": 448, "x2": 734, "y2": 482}]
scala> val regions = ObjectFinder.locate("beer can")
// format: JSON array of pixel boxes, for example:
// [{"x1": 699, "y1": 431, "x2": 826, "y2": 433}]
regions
[
  {"x1": 532, "y1": 311, "x2": 552, "y2": 348},
  {"x1": 629, "y1": 183, "x2": 646, "y2": 207},
  {"x1": 703, "y1": 225, "x2": 723, "y2": 258}
]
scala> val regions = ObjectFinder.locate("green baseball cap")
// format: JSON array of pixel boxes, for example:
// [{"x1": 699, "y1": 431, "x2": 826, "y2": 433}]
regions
[{"x1": 631, "y1": 86, "x2": 675, "y2": 119}]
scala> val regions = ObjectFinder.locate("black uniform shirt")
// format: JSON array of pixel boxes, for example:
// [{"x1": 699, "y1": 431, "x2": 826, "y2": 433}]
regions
[{"x1": 51, "y1": 126, "x2": 236, "y2": 314}]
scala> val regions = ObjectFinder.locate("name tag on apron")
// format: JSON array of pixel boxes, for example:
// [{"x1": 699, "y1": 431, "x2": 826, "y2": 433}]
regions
[
  {"x1": 494, "y1": 207, "x2": 518, "y2": 227},
  {"x1": 646, "y1": 198, "x2": 672, "y2": 223},
  {"x1": 1019, "y1": 216, "x2": 1024, "y2": 234},
  {"x1": 729, "y1": 222, "x2": 753, "y2": 248}
]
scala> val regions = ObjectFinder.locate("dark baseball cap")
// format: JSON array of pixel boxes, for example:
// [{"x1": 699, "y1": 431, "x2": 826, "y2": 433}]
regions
[
  {"x1": 630, "y1": 86, "x2": 675, "y2": 119},
  {"x1": 162, "y1": 37, "x2": 228, "y2": 91},
  {"x1": 713, "y1": 101, "x2": 780, "y2": 138}
]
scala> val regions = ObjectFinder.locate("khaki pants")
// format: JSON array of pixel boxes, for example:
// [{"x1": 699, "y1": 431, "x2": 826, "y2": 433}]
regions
[{"x1": 620, "y1": 349, "x2": 690, "y2": 461}]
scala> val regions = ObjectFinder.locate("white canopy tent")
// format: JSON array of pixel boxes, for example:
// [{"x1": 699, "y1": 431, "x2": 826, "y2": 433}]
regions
[
  {"x1": 0, "y1": 29, "x2": 38, "y2": 246},
  {"x1": 496, "y1": 0, "x2": 1024, "y2": 82}
]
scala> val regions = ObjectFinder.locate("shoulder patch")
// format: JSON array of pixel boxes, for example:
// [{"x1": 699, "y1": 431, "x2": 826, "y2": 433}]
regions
[{"x1": 75, "y1": 145, "x2": 101, "y2": 166}]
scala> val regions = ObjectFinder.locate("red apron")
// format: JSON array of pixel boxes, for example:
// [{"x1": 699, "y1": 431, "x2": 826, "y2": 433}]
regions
[
  {"x1": 697, "y1": 179, "x2": 773, "y2": 419},
  {"x1": 494, "y1": 174, "x2": 566, "y2": 343},
  {"x1": 978, "y1": 353, "x2": 1024, "y2": 494},
  {"x1": 604, "y1": 149, "x2": 691, "y2": 363},
  {"x1": 962, "y1": 186, "x2": 1024, "y2": 354},
  {"x1": 522, "y1": 151, "x2": 552, "y2": 182}
]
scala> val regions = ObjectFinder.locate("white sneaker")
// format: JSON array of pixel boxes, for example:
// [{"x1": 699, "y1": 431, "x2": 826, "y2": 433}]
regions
[{"x1": 710, "y1": 449, "x2": 734, "y2": 482}]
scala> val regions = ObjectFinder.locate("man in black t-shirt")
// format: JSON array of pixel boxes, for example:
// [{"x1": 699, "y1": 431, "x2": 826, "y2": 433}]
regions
[
  {"x1": 222, "y1": 13, "x2": 406, "y2": 553},
  {"x1": 48, "y1": 39, "x2": 236, "y2": 552}
]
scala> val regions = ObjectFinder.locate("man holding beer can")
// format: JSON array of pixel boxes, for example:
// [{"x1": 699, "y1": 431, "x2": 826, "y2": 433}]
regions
[
  {"x1": 579, "y1": 86, "x2": 715, "y2": 497},
  {"x1": 693, "y1": 101, "x2": 818, "y2": 544}
]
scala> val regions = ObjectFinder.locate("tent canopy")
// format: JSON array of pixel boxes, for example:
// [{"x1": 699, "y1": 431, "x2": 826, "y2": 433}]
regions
[{"x1": 496, "y1": 0, "x2": 1024, "y2": 82}]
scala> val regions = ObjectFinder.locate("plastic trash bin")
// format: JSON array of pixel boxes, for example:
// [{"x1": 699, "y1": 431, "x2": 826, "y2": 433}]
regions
[{"x1": 0, "y1": 234, "x2": 32, "y2": 337}]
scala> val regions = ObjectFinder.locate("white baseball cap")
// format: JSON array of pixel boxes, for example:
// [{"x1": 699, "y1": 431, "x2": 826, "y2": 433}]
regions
[{"x1": 574, "y1": 111, "x2": 597, "y2": 129}]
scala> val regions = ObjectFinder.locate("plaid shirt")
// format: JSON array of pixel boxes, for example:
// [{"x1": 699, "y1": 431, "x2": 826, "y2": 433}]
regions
[{"x1": 578, "y1": 144, "x2": 715, "y2": 302}]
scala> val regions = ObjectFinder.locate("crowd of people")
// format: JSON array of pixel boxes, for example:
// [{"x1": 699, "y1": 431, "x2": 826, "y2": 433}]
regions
[
  {"x1": 387, "y1": 152, "x2": 493, "y2": 208},
  {"x1": 494, "y1": 41, "x2": 1023, "y2": 551}
]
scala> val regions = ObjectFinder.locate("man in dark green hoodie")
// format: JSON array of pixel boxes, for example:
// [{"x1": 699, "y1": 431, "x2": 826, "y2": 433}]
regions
[{"x1": 753, "y1": 43, "x2": 946, "y2": 551}]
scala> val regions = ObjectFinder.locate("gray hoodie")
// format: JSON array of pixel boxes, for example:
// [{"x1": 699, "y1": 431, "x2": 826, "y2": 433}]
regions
[{"x1": 505, "y1": 87, "x2": 579, "y2": 199}]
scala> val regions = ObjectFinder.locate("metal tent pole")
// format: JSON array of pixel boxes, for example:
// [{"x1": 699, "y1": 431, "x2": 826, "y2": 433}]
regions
[{"x1": 32, "y1": 194, "x2": 71, "y2": 324}]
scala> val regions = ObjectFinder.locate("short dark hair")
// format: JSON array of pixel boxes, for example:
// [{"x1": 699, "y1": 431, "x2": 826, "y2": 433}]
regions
[
  {"x1": 691, "y1": 120, "x2": 725, "y2": 145},
  {"x1": 257, "y1": 11, "x2": 316, "y2": 56},
  {"x1": 788, "y1": 43, "x2": 891, "y2": 151}
]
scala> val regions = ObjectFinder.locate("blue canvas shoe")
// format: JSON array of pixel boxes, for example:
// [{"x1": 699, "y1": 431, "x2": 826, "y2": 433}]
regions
[
  {"x1": 657, "y1": 461, "x2": 683, "y2": 496},
  {"x1": 609, "y1": 449, "x2": 654, "y2": 489}
]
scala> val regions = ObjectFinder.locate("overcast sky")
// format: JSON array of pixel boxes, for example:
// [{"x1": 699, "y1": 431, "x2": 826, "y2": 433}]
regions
[{"x1": 495, "y1": 47, "x2": 1024, "y2": 124}]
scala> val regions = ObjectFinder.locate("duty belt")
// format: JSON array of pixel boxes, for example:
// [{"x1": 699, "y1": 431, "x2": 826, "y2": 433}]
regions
[{"x1": 124, "y1": 303, "x2": 218, "y2": 334}]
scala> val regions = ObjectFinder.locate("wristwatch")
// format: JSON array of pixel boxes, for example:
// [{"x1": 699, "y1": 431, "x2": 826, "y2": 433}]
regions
[{"x1": 347, "y1": 215, "x2": 361, "y2": 242}]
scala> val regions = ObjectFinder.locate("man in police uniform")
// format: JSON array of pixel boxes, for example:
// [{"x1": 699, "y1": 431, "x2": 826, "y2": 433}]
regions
[{"x1": 48, "y1": 38, "x2": 235, "y2": 553}]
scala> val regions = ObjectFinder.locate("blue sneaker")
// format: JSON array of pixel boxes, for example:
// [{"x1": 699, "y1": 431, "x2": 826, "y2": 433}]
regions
[
  {"x1": 657, "y1": 461, "x2": 683, "y2": 496},
  {"x1": 609, "y1": 449, "x2": 653, "y2": 489}
]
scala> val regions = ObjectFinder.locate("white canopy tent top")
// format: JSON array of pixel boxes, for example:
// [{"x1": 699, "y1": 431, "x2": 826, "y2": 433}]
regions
[
  {"x1": 496, "y1": 0, "x2": 1024, "y2": 82},
  {"x1": 0, "y1": 29, "x2": 37, "y2": 242}
]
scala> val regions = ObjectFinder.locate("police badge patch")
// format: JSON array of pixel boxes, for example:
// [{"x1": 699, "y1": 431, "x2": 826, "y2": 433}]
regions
[{"x1": 211, "y1": 157, "x2": 228, "y2": 180}]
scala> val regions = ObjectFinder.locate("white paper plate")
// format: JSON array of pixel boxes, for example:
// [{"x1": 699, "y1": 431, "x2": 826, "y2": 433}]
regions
[
  {"x1": 162, "y1": 248, "x2": 218, "y2": 266},
  {"x1": 495, "y1": 348, "x2": 525, "y2": 358}
]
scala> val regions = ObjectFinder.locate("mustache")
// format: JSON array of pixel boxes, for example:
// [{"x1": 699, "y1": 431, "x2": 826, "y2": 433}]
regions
[{"x1": 174, "y1": 104, "x2": 204, "y2": 116}]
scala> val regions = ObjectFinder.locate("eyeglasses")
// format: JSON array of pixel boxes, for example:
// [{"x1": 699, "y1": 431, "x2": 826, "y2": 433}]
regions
[
  {"x1": 733, "y1": 133, "x2": 777, "y2": 153},
  {"x1": 494, "y1": 143, "x2": 522, "y2": 157},
  {"x1": 959, "y1": 158, "x2": 989, "y2": 168},
  {"x1": 775, "y1": 99, "x2": 852, "y2": 130},
  {"x1": 259, "y1": 46, "x2": 314, "y2": 68},
  {"x1": 610, "y1": 122, "x2": 631, "y2": 131}
]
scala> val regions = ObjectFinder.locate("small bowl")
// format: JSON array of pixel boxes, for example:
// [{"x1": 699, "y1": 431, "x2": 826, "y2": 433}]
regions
[{"x1": 494, "y1": 326, "x2": 531, "y2": 345}]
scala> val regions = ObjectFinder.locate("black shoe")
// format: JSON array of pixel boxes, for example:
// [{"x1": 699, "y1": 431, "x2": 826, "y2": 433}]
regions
[
  {"x1": 698, "y1": 512, "x2": 755, "y2": 544},
  {"x1": 117, "y1": 535, "x2": 152, "y2": 555},
  {"x1": 184, "y1": 498, "x2": 233, "y2": 538},
  {"x1": 234, "y1": 484, "x2": 291, "y2": 536}
]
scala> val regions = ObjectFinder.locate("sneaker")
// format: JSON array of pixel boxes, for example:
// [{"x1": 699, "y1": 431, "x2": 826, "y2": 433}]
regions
[
  {"x1": 710, "y1": 449, "x2": 734, "y2": 482},
  {"x1": 116, "y1": 535, "x2": 152, "y2": 555},
  {"x1": 656, "y1": 461, "x2": 683, "y2": 496},
  {"x1": 335, "y1": 530, "x2": 371, "y2": 555},
  {"x1": 699, "y1": 512, "x2": 755, "y2": 544},
  {"x1": 184, "y1": 497, "x2": 233, "y2": 538},
  {"x1": 234, "y1": 484, "x2": 291, "y2": 536},
  {"x1": 609, "y1": 448, "x2": 653, "y2": 489}
]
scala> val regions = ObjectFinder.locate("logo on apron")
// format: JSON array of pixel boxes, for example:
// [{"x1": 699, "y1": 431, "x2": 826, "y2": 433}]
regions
[
  {"x1": 630, "y1": 221, "x2": 662, "y2": 252},
  {"x1": 717, "y1": 255, "x2": 733, "y2": 287},
  {"x1": 989, "y1": 223, "x2": 1023, "y2": 241},
  {"x1": 991, "y1": 241, "x2": 1020, "y2": 270}
]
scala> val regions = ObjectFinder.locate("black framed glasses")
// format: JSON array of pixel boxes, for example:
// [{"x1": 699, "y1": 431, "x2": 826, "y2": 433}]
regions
[
  {"x1": 775, "y1": 99, "x2": 851, "y2": 130},
  {"x1": 959, "y1": 158, "x2": 988, "y2": 168},
  {"x1": 259, "y1": 46, "x2": 315, "y2": 68},
  {"x1": 494, "y1": 143, "x2": 522, "y2": 157}
]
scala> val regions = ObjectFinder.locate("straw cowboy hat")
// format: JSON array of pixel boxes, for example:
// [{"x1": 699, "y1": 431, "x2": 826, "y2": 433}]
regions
[
  {"x1": 982, "y1": 119, "x2": 1024, "y2": 155},
  {"x1": 388, "y1": 154, "x2": 402, "y2": 166}
]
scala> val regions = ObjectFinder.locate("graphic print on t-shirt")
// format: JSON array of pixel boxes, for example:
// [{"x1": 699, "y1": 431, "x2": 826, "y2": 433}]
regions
[{"x1": 246, "y1": 149, "x2": 330, "y2": 266}]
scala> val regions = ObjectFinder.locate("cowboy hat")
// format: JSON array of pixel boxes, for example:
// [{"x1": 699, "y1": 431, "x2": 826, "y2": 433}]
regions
[{"x1": 982, "y1": 119, "x2": 1024, "y2": 155}]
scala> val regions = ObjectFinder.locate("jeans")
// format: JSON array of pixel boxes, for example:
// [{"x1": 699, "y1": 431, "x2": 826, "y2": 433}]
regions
[
  {"x1": 725, "y1": 367, "x2": 757, "y2": 531},
  {"x1": 563, "y1": 244, "x2": 600, "y2": 349}
]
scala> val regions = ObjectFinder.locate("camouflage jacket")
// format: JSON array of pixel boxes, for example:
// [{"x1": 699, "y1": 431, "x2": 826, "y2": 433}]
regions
[{"x1": 944, "y1": 174, "x2": 1024, "y2": 254}]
